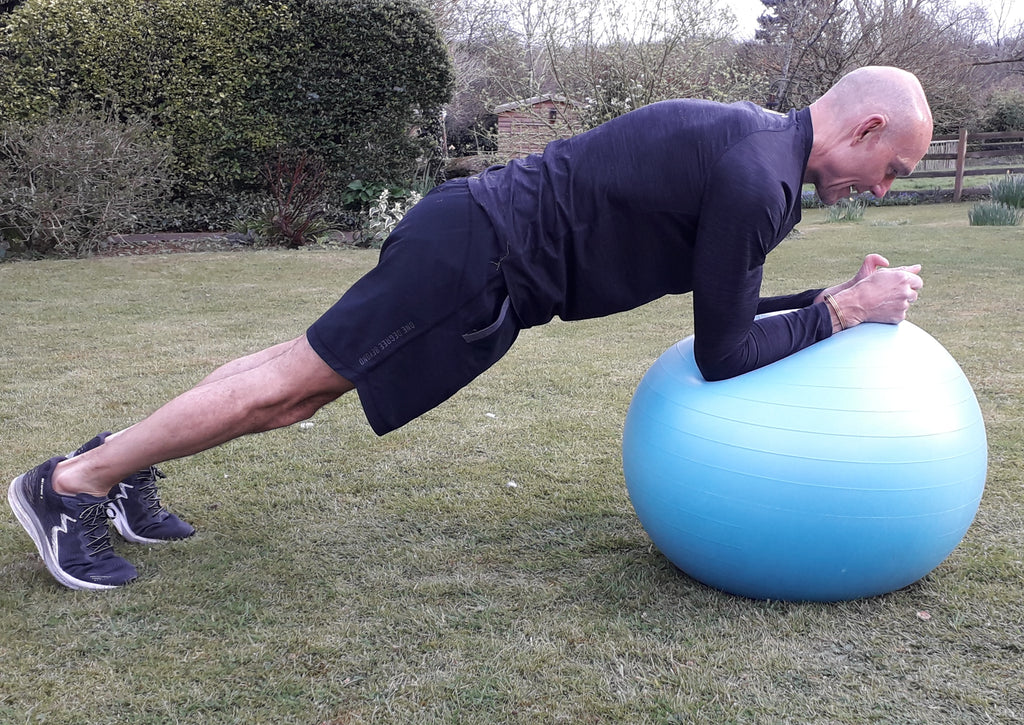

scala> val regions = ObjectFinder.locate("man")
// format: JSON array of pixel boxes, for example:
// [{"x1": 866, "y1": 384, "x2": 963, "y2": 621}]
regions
[{"x1": 8, "y1": 66, "x2": 932, "y2": 590}]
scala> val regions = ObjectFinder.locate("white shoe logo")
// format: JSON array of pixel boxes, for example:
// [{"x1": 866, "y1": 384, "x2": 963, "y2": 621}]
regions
[
  {"x1": 107, "y1": 483, "x2": 131, "y2": 519},
  {"x1": 49, "y1": 513, "x2": 77, "y2": 556},
  {"x1": 110, "y1": 482, "x2": 131, "y2": 503}
]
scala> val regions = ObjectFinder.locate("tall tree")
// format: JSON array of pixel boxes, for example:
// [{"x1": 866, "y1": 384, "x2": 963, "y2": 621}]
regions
[
  {"x1": 755, "y1": 0, "x2": 846, "y2": 110},
  {"x1": 753, "y1": 0, "x2": 987, "y2": 132},
  {"x1": 443, "y1": 0, "x2": 765, "y2": 135}
]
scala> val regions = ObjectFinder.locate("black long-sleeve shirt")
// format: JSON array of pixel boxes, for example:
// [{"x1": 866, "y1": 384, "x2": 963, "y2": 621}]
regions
[{"x1": 467, "y1": 99, "x2": 831, "y2": 380}]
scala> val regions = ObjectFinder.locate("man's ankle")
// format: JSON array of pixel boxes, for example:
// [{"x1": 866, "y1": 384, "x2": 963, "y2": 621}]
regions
[{"x1": 50, "y1": 457, "x2": 109, "y2": 498}]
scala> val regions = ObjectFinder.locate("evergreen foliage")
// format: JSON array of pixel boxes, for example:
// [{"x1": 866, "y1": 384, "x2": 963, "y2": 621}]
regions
[
  {"x1": 981, "y1": 88, "x2": 1024, "y2": 133},
  {"x1": 0, "y1": 0, "x2": 453, "y2": 195}
]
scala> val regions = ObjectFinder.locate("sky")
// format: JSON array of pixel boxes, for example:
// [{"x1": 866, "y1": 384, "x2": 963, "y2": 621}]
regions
[{"x1": 725, "y1": 0, "x2": 1024, "y2": 40}]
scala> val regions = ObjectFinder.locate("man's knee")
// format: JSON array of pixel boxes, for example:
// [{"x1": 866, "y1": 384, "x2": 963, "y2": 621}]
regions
[
  {"x1": 281, "y1": 335, "x2": 354, "y2": 394},
  {"x1": 257, "y1": 336, "x2": 354, "y2": 423},
  {"x1": 239, "y1": 351, "x2": 351, "y2": 432}
]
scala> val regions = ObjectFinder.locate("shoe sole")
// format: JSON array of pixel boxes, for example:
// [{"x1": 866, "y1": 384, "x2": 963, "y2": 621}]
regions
[{"x1": 7, "y1": 474, "x2": 130, "y2": 591}]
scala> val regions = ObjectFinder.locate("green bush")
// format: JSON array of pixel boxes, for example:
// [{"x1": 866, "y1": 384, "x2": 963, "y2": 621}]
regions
[
  {"x1": 0, "y1": 112, "x2": 175, "y2": 257},
  {"x1": 0, "y1": 0, "x2": 261, "y2": 194},
  {"x1": 989, "y1": 174, "x2": 1024, "y2": 209},
  {"x1": 980, "y1": 88, "x2": 1024, "y2": 133},
  {"x1": 263, "y1": 0, "x2": 453, "y2": 188},
  {"x1": 0, "y1": 0, "x2": 453, "y2": 197},
  {"x1": 968, "y1": 201, "x2": 1022, "y2": 226}
]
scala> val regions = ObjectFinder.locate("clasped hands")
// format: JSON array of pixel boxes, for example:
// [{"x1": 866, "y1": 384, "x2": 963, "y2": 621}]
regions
[{"x1": 819, "y1": 253, "x2": 923, "y2": 332}]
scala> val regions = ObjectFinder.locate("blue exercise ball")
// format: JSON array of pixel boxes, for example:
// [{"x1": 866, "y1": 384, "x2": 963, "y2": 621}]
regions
[{"x1": 622, "y1": 321, "x2": 987, "y2": 602}]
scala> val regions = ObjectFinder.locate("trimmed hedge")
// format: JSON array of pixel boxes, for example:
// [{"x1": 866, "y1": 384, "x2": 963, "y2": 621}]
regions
[{"x1": 0, "y1": 0, "x2": 453, "y2": 195}]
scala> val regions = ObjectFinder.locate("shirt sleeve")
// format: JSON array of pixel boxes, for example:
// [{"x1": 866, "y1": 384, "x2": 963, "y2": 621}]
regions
[{"x1": 689, "y1": 145, "x2": 832, "y2": 381}]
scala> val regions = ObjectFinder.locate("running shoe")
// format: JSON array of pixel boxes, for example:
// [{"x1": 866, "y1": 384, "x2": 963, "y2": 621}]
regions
[
  {"x1": 8, "y1": 456, "x2": 138, "y2": 590},
  {"x1": 72, "y1": 433, "x2": 196, "y2": 544},
  {"x1": 107, "y1": 466, "x2": 195, "y2": 543}
]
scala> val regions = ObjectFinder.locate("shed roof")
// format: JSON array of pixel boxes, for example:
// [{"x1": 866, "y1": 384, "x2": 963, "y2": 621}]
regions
[{"x1": 494, "y1": 94, "x2": 576, "y2": 114}]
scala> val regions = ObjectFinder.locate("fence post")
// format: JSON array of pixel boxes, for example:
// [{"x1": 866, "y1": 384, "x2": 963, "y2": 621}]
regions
[{"x1": 954, "y1": 128, "x2": 968, "y2": 202}]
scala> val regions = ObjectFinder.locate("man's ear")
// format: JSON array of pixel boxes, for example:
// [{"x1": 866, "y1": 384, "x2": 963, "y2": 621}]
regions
[{"x1": 854, "y1": 114, "x2": 886, "y2": 144}]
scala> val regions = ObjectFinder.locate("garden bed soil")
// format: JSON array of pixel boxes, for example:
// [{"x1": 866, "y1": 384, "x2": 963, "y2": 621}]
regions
[
  {"x1": 99, "y1": 230, "x2": 357, "y2": 257},
  {"x1": 98, "y1": 232, "x2": 248, "y2": 257},
  {"x1": 98, "y1": 187, "x2": 993, "y2": 258}
]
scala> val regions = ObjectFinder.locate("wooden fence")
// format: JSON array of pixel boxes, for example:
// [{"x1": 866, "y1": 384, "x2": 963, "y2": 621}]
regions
[{"x1": 917, "y1": 130, "x2": 1024, "y2": 202}]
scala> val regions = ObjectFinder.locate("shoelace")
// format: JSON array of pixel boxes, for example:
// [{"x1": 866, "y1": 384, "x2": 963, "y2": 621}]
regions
[
  {"x1": 133, "y1": 467, "x2": 168, "y2": 517},
  {"x1": 79, "y1": 500, "x2": 116, "y2": 555}
]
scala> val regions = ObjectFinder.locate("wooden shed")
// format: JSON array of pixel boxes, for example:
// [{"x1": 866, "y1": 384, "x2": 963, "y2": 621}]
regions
[{"x1": 494, "y1": 95, "x2": 580, "y2": 159}]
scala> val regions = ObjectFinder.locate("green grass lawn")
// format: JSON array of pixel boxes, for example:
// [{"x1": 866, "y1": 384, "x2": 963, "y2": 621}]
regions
[
  {"x1": 2, "y1": 203, "x2": 1022, "y2": 724},
  {"x1": 891, "y1": 174, "x2": 1005, "y2": 192},
  {"x1": 804, "y1": 172, "x2": 1009, "y2": 195}
]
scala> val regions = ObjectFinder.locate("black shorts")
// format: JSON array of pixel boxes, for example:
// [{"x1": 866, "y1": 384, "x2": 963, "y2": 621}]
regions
[{"x1": 306, "y1": 179, "x2": 521, "y2": 435}]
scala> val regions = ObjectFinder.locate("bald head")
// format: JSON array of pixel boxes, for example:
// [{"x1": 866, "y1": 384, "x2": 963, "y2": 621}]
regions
[
  {"x1": 806, "y1": 66, "x2": 934, "y2": 205},
  {"x1": 816, "y1": 66, "x2": 932, "y2": 139}
]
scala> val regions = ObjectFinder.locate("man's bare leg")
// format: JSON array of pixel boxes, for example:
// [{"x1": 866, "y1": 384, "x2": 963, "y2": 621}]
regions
[
  {"x1": 100, "y1": 339, "x2": 303, "y2": 447},
  {"x1": 51, "y1": 335, "x2": 354, "y2": 497},
  {"x1": 194, "y1": 339, "x2": 299, "y2": 387}
]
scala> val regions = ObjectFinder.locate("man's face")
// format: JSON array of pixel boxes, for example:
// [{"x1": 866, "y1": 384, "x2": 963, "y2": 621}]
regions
[{"x1": 814, "y1": 125, "x2": 929, "y2": 206}]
